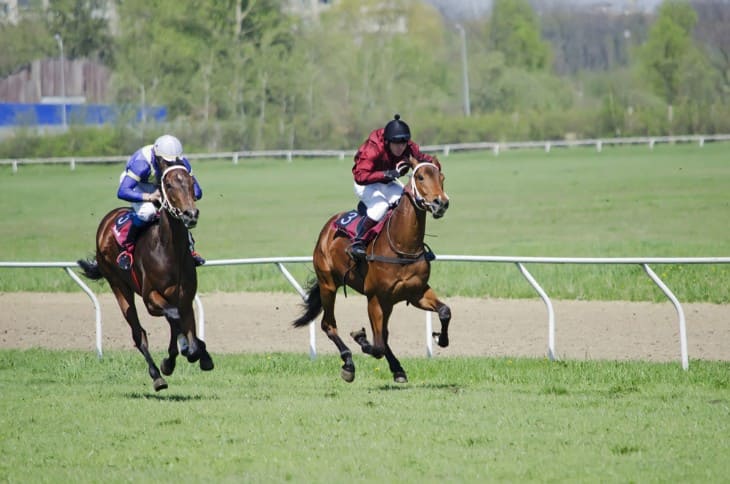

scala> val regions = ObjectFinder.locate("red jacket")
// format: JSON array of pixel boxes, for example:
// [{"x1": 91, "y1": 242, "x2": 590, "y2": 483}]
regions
[{"x1": 352, "y1": 128, "x2": 439, "y2": 185}]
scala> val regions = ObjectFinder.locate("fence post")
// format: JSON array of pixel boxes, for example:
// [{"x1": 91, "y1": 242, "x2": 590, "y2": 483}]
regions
[
  {"x1": 233, "y1": 153, "x2": 239, "y2": 165},
  {"x1": 70, "y1": 158, "x2": 76, "y2": 170}
]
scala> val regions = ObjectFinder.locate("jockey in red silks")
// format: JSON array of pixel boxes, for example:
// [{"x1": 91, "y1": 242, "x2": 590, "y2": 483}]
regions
[
  {"x1": 349, "y1": 114, "x2": 441, "y2": 260},
  {"x1": 115, "y1": 134, "x2": 205, "y2": 270}
]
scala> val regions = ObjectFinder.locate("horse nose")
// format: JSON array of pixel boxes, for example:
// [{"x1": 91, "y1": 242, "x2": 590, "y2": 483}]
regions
[{"x1": 185, "y1": 209, "x2": 199, "y2": 227}]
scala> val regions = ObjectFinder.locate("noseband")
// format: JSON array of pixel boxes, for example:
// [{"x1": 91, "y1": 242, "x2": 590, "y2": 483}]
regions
[{"x1": 160, "y1": 165, "x2": 191, "y2": 221}]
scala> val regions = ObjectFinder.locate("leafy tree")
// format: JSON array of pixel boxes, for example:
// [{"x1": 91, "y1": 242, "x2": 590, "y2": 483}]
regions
[
  {"x1": 692, "y1": 0, "x2": 730, "y2": 101},
  {"x1": 45, "y1": 0, "x2": 113, "y2": 63},
  {"x1": 637, "y1": 0, "x2": 698, "y2": 106},
  {"x1": 488, "y1": 0, "x2": 551, "y2": 71},
  {"x1": 0, "y1": 19, "x2": 52, "y2": 77},
  {"x1": 541, "y1": 7, "x2": 649, "y2": 75}
]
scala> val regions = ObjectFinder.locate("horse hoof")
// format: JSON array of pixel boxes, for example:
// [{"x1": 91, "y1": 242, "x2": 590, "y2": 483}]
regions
[
  {"x1": 393, "y1": 372, "x2": 408, "y2": 384},
  {"x1": 350, "y1": 328, "x2": 366, "y2": 341},
  {"x1": 153, "y1": 377, "x2": 168, "y2": 392},
  {"x1": 160, "y1": 358, "x2": 176, "y2": 376},
  {"x1": 199, "y1": 357, "x2": 214, "y2": 371},
  {"x1": 341, "y1": 365, "x2": 355, "y2": 383},
  {"x1": 433, "y1": 332, "x2": 449, "y2": 348}
]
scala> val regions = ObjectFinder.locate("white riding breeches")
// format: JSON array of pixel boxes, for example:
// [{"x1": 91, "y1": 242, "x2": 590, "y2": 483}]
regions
[
  {"x1": 119, "y1": 172, "x2": 158, "y2": 222},
  {"x1": 353, "y1": 180, "x2": 404, "y2": 221}
]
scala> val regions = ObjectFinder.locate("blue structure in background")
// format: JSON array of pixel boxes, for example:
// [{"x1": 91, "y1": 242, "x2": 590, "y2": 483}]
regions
[{"x1": 0, "y1": 103, "x2": 167, "y2": 127}]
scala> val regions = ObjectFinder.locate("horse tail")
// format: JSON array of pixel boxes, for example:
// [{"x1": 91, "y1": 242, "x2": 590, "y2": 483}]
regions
[
  {"x1": 292, "y1": 280, "x2": 323, "y2": 328},
  {"x1": 77, "y1": 258, "x2": 103, "y2": 280}
]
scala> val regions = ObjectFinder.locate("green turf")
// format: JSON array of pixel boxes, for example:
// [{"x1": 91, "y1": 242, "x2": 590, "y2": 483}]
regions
[
  {"x1": 1, "y1": 143, "x2": 729, "y2": 301},
  {"x1": 1, "y1": 349, "x2": 728, "y2": 482}
]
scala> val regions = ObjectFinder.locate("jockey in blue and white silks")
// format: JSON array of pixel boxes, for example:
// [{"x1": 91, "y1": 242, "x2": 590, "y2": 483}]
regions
[{"x1": 115, "y1": 134, "x2": 205, "y2": 270}]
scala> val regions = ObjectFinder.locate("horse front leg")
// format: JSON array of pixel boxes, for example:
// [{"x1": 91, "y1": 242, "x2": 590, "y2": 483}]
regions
[
  {"x1": 409, "y1": 285, "x2": 451, "y2": 348},
  {"x1": 351, "y1": 329, "x2": 407, "y2": 383},
  {"x1": 160, "y1": 317, "x2": 181, "y2": 376},
  {"x1": 113, "y1": 287, "x2": 167, "y2": 391},
  {"x1": 178, "y1": 305, "x2": 214, "y2": 371},
  {"x1": 320, "y1": 284, "x2": 356, "y2": 382}
]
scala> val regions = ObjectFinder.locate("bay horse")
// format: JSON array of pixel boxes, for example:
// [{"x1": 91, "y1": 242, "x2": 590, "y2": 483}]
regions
[
  {"x1": 292, "y1": 156, "x2": 451, "y2": 383},
  {"x1": 77, "y1": 159, "x2": 213, "y2": 391}
]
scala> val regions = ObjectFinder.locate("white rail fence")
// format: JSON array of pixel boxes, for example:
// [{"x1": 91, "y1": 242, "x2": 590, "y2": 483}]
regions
[
  {"x1": 2, "y1": 134, "x2": 730, "y2": 171},
  {"x1": 2, "y1": 255, "x2": 730, "y2": 369}
]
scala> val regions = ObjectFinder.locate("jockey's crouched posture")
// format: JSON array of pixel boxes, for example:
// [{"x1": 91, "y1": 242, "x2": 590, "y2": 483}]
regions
[
  {"x1": 349, "y1": 114, "x2": 441, "y2": 260},
  {"x1": 116, "y1": 134, "x2": 205, "y2": 270}
]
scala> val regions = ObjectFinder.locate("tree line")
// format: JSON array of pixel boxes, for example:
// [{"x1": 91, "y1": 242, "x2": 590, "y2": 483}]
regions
[{"x1": 0, "y1": 0, "x2": 728, "y2": 158}]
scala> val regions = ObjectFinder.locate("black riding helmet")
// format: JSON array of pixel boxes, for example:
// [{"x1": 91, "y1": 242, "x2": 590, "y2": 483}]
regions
[{"x1": 384, "y1": 114, "x2": 411, "y2": 143}]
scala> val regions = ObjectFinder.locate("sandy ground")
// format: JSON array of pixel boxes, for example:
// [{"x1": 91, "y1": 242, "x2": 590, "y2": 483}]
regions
[{"x1": 0, "y1": 291, "x2": 727, "y2": 363}]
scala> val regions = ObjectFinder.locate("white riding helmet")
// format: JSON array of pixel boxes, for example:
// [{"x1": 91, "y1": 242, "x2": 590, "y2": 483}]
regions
[{"x1": 153, "y1": 134, "x2": 183, "y2": 162}]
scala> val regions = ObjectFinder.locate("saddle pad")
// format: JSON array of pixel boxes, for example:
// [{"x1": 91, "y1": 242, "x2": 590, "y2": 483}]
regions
[
  {"x1": 332, "y1": 210, "x2": 389, "y2": 242},
  {"x1": 112, "y1": 210, "x2": 133, "y2": 247}
]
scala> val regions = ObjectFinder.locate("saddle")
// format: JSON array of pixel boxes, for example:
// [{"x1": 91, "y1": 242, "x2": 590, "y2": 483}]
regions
[{"x1": 332, "y1": 202, "x2": 390, "y2": 245}]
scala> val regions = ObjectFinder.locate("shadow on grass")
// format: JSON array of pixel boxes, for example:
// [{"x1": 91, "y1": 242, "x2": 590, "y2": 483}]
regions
[
  {"x1": 124, "y1": 392, "x2": 211, "y2": 401},
  {"x1": 377, "y1": 382, "x2": 464, "y2": 392}
]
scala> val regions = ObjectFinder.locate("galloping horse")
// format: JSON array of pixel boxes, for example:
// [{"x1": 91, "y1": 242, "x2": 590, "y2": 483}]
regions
[
  {"x1": 77, "y1": 158, "x2": 213, "y2": 391},
  {"x1": 292, "y1": 156, "x2": 451, "y2": 383}
]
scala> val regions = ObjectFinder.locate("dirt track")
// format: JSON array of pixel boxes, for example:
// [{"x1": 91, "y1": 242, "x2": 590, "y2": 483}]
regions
[{"x1": 1, "y1": 292, "x2": 727, "y2": 363}]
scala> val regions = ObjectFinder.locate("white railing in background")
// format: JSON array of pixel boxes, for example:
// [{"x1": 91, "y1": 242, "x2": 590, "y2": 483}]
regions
[
  {"x1": 2, "y1": 134, "x2": 730, "y2": 171},
  {"x1": 3, "y1": 255, "x2": 730, "y2": 369}
]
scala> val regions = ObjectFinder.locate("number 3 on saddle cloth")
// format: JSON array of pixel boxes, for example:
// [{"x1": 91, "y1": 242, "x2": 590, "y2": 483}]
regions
[{"x1": 332, "y1": 203, "x2": 389, "y2": 249}]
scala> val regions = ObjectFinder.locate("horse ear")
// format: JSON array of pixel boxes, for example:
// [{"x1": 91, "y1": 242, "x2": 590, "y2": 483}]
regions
[
  {"x1": 157, "y1": 157, "x2": 172, "y2": 171},
  {"x1": 409, "y1": 155, "x2": 418, "y2": 167}
]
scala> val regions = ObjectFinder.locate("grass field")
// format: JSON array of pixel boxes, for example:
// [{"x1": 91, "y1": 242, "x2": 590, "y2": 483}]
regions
[
  {"x1": 2, "y1": 143, "x2": 729, "y2": 483},
  {"x1": 1, "y1": 349, "x2": 728, "y2": 482},
  {"x1": 1, "y1": 142, "x2": 729, "y2": 301}
]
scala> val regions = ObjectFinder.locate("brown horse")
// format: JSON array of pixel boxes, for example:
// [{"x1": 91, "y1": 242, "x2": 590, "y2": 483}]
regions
[
  {"x1": 292, "y1": 156, "x2": 451, "y2": 383},
  {"x1": 77, "y1": 159, "x2": 212, "y2": 391}
]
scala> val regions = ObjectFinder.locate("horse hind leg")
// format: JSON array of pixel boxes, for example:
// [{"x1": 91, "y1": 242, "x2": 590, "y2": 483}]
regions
[
  {"x1": 319, "y1": 284, "x2": 356, "y2": 382},
  {"x1": 112, "y1": 286, "x2": 168, "y2": 391}
]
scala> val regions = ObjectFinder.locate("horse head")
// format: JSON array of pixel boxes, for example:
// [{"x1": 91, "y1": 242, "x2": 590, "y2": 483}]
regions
[
  {"x1": 406, "y1": 156, "x2": 449, "y2": 218},
  {"x1": 158, "y1": 159, "x2": 199, "y2": 228}
]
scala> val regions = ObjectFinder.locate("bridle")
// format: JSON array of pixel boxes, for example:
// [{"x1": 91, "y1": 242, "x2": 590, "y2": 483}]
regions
[
  {"x1": 408, "y1": 162, "x2": 445, "y2": 212},
  {"x1": 160, "y1": 165, "x2": 191, "y2": 222},
  {"x1": 377, "y1": 161, "x2": 445, "y2": 261}
]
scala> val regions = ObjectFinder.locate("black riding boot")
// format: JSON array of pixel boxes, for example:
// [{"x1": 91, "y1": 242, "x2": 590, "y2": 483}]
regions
[
  {"x1": 187, "y1": 232, "x2": 205, "y2": 266},
  {"x1": 116, "y1": 223, "x2": 143, "y2": 270},
  {"x1": 348, "y1": 216, "x2": 378, "y2": 260}
]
